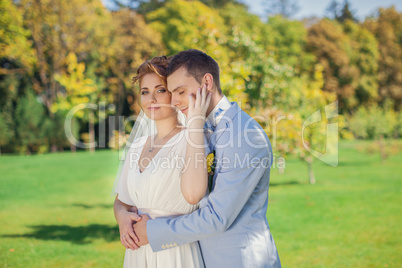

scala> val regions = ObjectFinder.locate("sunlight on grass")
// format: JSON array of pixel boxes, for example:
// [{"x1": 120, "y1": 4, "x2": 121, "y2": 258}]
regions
[{"x1": 0, "y1": 142, "x2": 401, "y2": 267}]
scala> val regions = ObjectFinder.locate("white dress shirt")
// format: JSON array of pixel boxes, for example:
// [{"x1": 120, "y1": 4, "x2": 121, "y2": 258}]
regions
[{"x1": 204, "y1": 95, "x2": 232, "y2": 141}]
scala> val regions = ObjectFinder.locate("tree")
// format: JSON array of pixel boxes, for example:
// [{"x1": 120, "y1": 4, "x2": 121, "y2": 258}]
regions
[
  {"x1": 338, "y1": 0, "x2": 357, "y2": 22},
  {"x1": 266, "y1": 15, "x2": 316, "y2": 74},
  {"x1": 307, "y1": 19, "x2": 353, "y2": 111},
  {"x1": 0, "y1": 0, "x2": 35, "y2": 74},
  {"x1": 218, "y1": 3, "x2": 273, "y2": 103},
  {"x1": 348, "y1": 104, "x2": 397, "y2": 161},
  {"x1": 41, "y1": 111, "x2": 71, "y2": 152},
  {"x1": 260, "y1": 65, "x2": 337, "y2": 183},
  {"x1": 0, "y1": 111, "x2": 13, "y2": 155},
  {"x1": 14, "y1": 90, "x2": 47, "y2": 154},
  {"x1": 111, "y1": 0, "x2": 244, "y2": 13},
  {"x1": 325, "y1": 0, "x2": 357, "y2": 22},
  {"x1": 17, "y1": 0, "x2": 114, "y2": 117},
  {"x1": 0, "y1": 0, "x2": 36, "y2": 146},
  {"x1": 105, "y1": 8, "x2": 165, "y2": 130},
  {"x1": 198, "y1": 0, "x2": 243, "y2": 8},
  {"x1": 363, "y1": 7, "x2": 402, "y2": 110},
  {"x1": 342, "y1": 20, "x2": 379, "y2": 106},
  {"x1": 307, "y1": 19, "x2": 379, "y2": 113},
  {"x1": 53, "y1": 53, "x2": 101, "y2": 153},
  {"x1": 263, "y1": 0, "x2": 300, "y2": 19},
  {"x1": 325, "y1": 0, "x2": 339, "y2": 20},
  {"x1": 297, "y1": 67, "x2": 337, "y2": 184}
]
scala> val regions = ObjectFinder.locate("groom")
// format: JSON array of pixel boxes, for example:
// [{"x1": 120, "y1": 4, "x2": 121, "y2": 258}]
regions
[{"x1": 134, "y1": 49, "x2": 281, "y2": 267}]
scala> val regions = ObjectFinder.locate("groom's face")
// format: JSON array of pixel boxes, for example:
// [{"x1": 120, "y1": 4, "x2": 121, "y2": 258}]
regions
[{"x1": 167, "y1": 67, "x2": 202, "y2": 116}]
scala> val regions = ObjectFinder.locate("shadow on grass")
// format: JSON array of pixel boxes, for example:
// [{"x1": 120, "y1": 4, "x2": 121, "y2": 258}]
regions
[
  {"x1": 71, "y1": 203, "x2": 113, "y2": 209},
  {"x1": 270, "y1": 180, "x2": 300, "y2": 187},
  {"x1": 336, "y1": 160, "x2": 377, "y2": 167},
  {"x1": 2, "y1": 224, "x2": 119, "y2": 244}
]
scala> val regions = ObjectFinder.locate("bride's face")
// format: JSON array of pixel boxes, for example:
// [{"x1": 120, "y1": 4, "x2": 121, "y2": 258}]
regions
[{"x1": 140, "y1": 73, "x2": 176, "y2": 121}]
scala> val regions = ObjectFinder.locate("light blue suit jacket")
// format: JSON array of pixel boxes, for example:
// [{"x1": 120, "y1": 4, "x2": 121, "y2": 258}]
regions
[{"x1": 147, "y1": 102, "x2": 281, "y2": 267}]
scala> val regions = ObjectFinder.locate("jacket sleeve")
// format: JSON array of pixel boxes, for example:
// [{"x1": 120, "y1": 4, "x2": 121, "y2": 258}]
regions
[{"x1": 147, "y1": 124, "x2": 272, "y2": 252}]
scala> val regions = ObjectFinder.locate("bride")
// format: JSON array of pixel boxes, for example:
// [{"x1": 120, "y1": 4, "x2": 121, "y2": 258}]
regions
[{"x1": 113, "y1": 56, "x2": 211, "y2": 267}]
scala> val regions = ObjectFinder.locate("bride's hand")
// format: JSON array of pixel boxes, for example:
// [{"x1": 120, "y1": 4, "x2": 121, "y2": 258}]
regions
[
  {"x1": 117, "y1": 210, "x2": 142, "y2": 250},
  {"x1": 187, "y1": 84, "x2": 212, "y2": 129}
]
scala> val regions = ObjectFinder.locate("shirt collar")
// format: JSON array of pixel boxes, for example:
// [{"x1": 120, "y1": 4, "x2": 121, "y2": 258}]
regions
[{"x1": 206, "y1": 95, "x2": 231, "y2": 128}]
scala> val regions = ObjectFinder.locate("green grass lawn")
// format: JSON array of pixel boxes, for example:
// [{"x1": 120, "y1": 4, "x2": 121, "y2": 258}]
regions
[{"x1": 0, "y1": 141, "x2": 401, "y2": 267}]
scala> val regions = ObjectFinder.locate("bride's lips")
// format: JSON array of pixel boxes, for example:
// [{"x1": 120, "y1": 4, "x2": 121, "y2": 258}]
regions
[
  {"x1": 148, "y1": 107, "x2": 161, "y2": 110},
  {"x1": 180, "y1": 107, "x2": 188, "y2": 113}
]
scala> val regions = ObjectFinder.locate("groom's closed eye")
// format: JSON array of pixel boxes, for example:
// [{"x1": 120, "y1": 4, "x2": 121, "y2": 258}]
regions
[{"x1": 171, "y1": 86, "x2": 186, "y2": 95}]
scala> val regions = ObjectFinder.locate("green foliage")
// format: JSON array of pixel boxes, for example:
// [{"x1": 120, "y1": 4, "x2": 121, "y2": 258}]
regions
[
  {"x1": 0, "y1": 0, "x2": 35, "y2": 70},
  {"x1": 219, "y1": 3, "x2": 273, "y2": 103},
  {"x1": 343, "y1": 20, "x2": 379, "y2": 105},
  {"x1": 0, "y1": 1, "x2": 401, "y2": 156},
  {"x1": 147, "y1": 0, "x2": 227, "y2": 55},
  {"x1": 307, "y1": 18, "x2": 380, "y2": 112},
  {"x1": 396, "y1": 112, "x2": 402, "y2": 138},
  {"x1": 0, "y1": 111, "x2": 13, "y2": 151},
  {"x1": 348, "y1": 105, "x2": 398, "y2": 139},
  {"x1": 363, "y1": 7, "x2": 402, "y2": 110},
  {"x1": 266, "y1": 15, "x2": 316, "y2": 74},
  {"x1": 41, "y1": 111, "x2": 71, "y2": 151},
  {"x1": 105, "y1": 8, "x2": 164, "y2": 117},
  {"x1": 53, "y1": 53, "x2": 100, "y2": 119},
  {"x1": 14, "y1": 90, "x2": 47, "y2": 153}
]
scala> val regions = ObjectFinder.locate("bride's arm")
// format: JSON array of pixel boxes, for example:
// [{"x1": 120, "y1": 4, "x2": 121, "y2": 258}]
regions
[
  {"x1": 114, "y1": 195, "x2": 142, "y2": 250},
  {"x1": 181, "y1": 85, "x2": 212, "y2": 205}
]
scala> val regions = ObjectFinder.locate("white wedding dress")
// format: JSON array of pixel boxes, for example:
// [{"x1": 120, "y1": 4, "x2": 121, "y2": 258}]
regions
[{"x1": 115, "y1": 130, "x2": 204, "y2": 268}]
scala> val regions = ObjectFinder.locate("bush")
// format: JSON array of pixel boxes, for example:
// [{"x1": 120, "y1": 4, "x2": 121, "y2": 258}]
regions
[{"x1": 348, "y1": 105, "x2": 397, "y2": 139}]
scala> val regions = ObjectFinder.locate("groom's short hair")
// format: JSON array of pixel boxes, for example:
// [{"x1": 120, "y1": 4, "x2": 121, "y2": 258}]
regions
[{"x1": 166, "y1": 49, "x2": 222, "y2": 94}]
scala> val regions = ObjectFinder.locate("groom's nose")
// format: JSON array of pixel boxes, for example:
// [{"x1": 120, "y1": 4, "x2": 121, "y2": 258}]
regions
[{"x1": 171, "y1": 95, "x2": 181, "y2": 107}]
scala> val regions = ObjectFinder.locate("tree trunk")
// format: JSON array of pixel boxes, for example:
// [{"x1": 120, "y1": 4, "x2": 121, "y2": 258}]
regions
[
  {"x1": 278, "y1": 155, "x2": 285, "y2": 174},
  {"x1": 0, "y1": 147, "x2": 2, "y2": 156},
  {"x1": 51, "y1": 144, "x2": 57, "y2": 152},
  {"x1": 379, "y1": 134, "x2": 386, "y2": 162},
  {"x1": 306, "y1": 156, "x2": 316, "y2": 184},
  {"x1": 70, "y1": 143, "x2": 76, "y2": 153},
  {"x1": 115, "y1": 81, "x2": 126, "y2": 131},
  {"x1": 89, "y1": 111, "x2": 95, "y2": 153}
]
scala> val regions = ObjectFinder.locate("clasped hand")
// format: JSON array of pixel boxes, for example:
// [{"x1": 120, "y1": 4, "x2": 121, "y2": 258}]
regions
[{"x1": 118, "y1": 206, "x2": 151, "y2": 250}]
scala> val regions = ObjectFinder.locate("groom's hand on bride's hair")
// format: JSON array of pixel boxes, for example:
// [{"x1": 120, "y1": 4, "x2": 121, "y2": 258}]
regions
[
  {"x1": 133, "y1": 214, "x2": 150, "y2": 246},
  {"x1": 188, "y1": 84, "x2": 212, "y2": 129}
]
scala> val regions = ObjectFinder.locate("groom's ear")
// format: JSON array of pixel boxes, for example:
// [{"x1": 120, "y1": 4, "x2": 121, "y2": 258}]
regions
[{"x1": 202, "y1": 73, "x2": 214, "y2": 92}]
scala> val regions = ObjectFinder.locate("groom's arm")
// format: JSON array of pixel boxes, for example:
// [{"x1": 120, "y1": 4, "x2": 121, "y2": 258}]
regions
[{"x1": 144, "y1": 124, "x2": 272, "y2": 252}]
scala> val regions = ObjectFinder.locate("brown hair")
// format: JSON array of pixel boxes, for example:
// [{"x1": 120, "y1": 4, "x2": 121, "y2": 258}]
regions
[
  {"x1": 132, "y1": 55, "x2": 171, "y2": 88},
  {"x1": 166, "y1": 49, "x2": 221, "y2": 94}
]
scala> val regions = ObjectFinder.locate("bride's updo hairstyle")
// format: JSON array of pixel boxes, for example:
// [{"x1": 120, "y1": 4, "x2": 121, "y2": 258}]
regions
[{"x1": 132, "y1": 55, "x2": 171, "y2": 88}]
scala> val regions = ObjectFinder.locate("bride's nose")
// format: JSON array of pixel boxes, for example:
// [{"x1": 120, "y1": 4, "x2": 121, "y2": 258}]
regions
[{"x1": 150, "y1": 94, "x2": 157, "y2": 104}]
